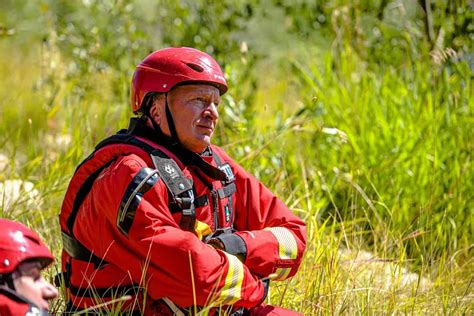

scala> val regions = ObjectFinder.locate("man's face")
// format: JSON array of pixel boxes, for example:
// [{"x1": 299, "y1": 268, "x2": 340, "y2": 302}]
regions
[
  {"x1": 153, "y1": 84, "x2": 221, "y2": 153},
  {"x1": 13, "y1": 261, "x2": 58, "y2": 311}
]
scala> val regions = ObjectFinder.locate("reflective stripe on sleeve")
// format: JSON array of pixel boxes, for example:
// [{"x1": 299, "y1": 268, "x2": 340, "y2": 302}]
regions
[
  {"x1": 265, "y1": 227, "x2": 298, "y2": 260},
  {"x1": 215, "y1": 252, "x2": 244, "y2": 305}
]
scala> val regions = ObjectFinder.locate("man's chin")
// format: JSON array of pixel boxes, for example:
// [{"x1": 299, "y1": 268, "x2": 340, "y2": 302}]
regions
[{"x1": 184, "y1": 137, "x2": 211, "y2": 153}]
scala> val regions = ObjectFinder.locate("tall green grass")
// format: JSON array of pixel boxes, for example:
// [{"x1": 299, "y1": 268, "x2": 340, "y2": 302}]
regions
[{"x1": 0, "y1": 0, "x2": 472, "y2": 314}]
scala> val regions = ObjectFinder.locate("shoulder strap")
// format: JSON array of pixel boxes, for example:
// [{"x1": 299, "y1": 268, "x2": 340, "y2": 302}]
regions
[{"x1": 149, "y1": 149, "x2": 195, "y2": 232}]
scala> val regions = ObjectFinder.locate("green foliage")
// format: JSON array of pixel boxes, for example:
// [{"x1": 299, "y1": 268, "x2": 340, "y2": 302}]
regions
[{"x1": 0, "y1": 0, "x2": 472, "y2": 314}]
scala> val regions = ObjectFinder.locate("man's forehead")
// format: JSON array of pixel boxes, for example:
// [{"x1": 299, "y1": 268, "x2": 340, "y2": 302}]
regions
[{"x1": 173, "y1": 84, "x2": 220, "y2": 97}]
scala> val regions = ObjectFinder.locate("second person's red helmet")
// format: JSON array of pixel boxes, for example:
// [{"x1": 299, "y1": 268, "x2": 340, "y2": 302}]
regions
[
  {"x1": 131, "y1": 47, "x2": 228, "y2": 113},
  {"x1": 0, "y1": 219, "x2": 54, "y2": 275}
]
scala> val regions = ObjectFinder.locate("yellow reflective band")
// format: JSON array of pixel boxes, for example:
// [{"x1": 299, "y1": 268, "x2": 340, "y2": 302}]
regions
[
  {"x1": 217, "y1": 252, "x2": 244, "y2": 305},
  {"x1": 265, "y1": 227, "x2": 298, "y2": 260},
  {"x1": 273, "y1": 267, "x2": 292, "y2": 281},
  {"x1": 195, "y1": 220, "x2": 212, "y2": 240}
]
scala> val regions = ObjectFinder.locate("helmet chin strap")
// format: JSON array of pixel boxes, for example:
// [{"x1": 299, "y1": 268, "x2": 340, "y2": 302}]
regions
[
  {"x1": 164, "y1": 93, "x2": 180, "y2": 146},
  {"x1": 146, "y1": 93, "x2": 180, "y2": 147},
  {"x1": 0, "y1": 273, "x2": 16, "y2": 291}
]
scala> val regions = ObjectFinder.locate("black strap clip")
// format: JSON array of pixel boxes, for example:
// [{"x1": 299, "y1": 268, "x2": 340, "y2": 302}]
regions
[{"x1": 176, "y1": 191, "x2": 196, "y2": 232}]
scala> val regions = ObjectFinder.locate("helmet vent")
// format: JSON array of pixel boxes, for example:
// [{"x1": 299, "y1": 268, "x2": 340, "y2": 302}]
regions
[
  {"x1": 185, "y1": 63, "x2": 204, "y2": 73},
  {"x1": 24, "y1": 235, "x2": 41, "y2": 245}
]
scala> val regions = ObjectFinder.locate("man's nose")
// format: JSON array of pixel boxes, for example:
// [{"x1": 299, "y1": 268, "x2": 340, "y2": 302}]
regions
[
  {"x1": 203, "y1": 102, "x2": 219, "y2": 120},
  {"x1": 42, "y1": 280, "x2": 59, "y2": 300}
]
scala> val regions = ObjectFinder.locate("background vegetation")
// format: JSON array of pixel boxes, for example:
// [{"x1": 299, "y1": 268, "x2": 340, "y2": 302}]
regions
[{"x1": 0, "y1": 0, "x2": 472, "y2": 314}]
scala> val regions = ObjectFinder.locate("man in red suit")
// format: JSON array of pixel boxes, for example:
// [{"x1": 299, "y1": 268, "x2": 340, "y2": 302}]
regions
[{"x1": 59, "y1": 47, "x2": 306, "y2": 315}]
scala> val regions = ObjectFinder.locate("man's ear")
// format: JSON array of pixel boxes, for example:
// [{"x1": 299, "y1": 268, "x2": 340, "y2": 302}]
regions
[{"x1": 149, "y1": 98, "x2": 162, "y2": 124}]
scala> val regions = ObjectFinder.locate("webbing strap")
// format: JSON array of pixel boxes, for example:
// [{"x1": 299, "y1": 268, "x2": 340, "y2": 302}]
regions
[
  {"x1": 194, "y1": 195, "x2": 209, "y2": 208},
  {"x1": 213, "y1": 153, "x2": 236, "y2": 226},
  {"x1": 164, "y1": 94, "x2": 180, "y2": 145},
  {"x1": 217, "y1": 182, "x2": 236, "y2": 199},
  {"x1": 61, "y1": 232, "x2": 106, "y2": 268},
  {"x1": 150, "y1": 150, "x2": 193, "y2": 196},
  {"x1": 150, "y1": 150, "x2": 196, "y2": 232},
  {"x1": 66, "y1": 159, "x2": 115, "y2": 235},
  {"x1": 95, "y1": 133, "x2": 156, "y2": 153}
]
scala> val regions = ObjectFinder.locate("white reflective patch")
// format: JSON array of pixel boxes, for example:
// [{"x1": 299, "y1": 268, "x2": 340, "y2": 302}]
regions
[{"x1": 265, "y1": 227, "x2": 298, "y2": 260}]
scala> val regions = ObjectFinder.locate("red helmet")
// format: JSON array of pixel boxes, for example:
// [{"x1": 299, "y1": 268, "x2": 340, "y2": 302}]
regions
[
  {"x1": 0, "y1": 219, "x2": 54, "y2": 275},
  {"x1": 131, "y1": 47, "x2": 228, "y2": 113}
]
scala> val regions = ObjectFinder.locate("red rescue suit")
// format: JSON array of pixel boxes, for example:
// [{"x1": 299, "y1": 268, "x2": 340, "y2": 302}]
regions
[{"x1": 59, "y1": 120, "x2": 306, "y2": 314}]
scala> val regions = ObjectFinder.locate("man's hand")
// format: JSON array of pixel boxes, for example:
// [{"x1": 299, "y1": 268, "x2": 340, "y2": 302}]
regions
[{"x1": 206, "y1": 237, "x2": 225, "y2": 250}]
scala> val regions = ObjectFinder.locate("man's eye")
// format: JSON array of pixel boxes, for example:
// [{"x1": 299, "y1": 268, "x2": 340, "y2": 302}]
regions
[{"x1": 28, "y1": 271, "x2": 41, "y2": 280}]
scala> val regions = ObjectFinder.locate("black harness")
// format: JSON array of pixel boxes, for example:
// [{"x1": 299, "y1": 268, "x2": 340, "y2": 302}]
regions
[{"x1": 59, "y1": 120, "x2": 237, "y2": 313}]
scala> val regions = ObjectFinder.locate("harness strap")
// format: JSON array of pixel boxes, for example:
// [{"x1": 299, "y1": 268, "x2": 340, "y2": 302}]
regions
[
  {"x1": 194, "y1": 195, "x2": 209, "y2": 208},
  {"x1": 63, "y1": 160, "x2": 116, "y2": 270},
  {"x1": 63, "y1": 134, "x2": 197, "y2": 270},
  {"x1": 95, "y1": 132, "x2": 155, "y2": 153},
  {"x1": 149, "y1": 150, "x2": 193, "y2": 196},
  {"x1": 150, "y1": 149, "x2": 196, "y2": 232},
  {"x1": 213, "y1": 153, "x2": 236, "y2": 225},
  {"x1": 217, "y1": 182, "x2": 236, "y2": 199},
  {"x1": 61, "y1": 232, "x2": 106, "y2": 269},
  {"x1": 66, "y1": 159, "x2": 116, "y2": 235}
]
